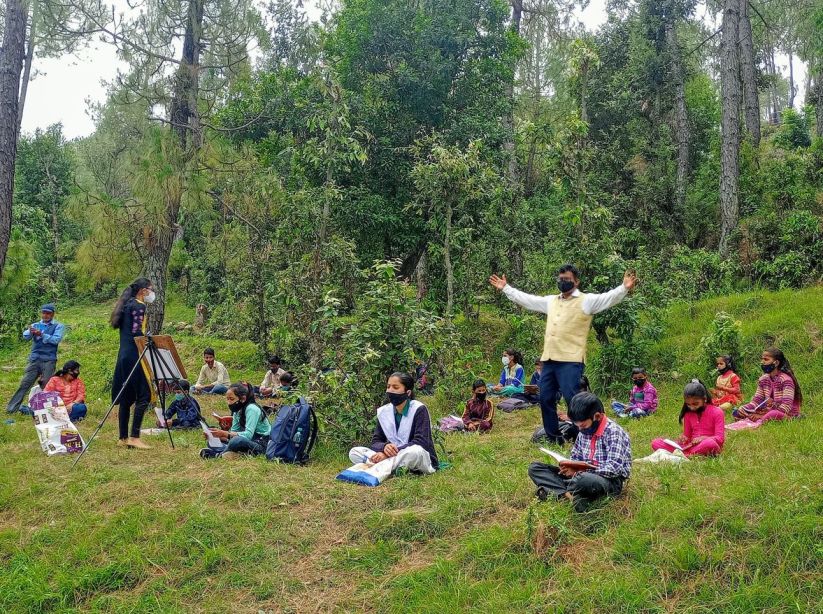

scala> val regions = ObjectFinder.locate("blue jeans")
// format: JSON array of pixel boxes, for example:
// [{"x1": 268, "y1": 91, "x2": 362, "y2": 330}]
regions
[
  {"x1": 69, "y1": 403, "x2": 87, "y2": 422},
  {"x1": 539, "y1": 360, "x2": 584, "y2": 444},
  {"x1": 198, "y1": 384, "x2": 228, "y2": 395}
]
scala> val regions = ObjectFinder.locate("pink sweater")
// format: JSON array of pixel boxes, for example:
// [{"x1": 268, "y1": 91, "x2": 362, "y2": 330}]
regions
[{"x1": 682, "y1": 405, "x2": 725, "y2": 448}]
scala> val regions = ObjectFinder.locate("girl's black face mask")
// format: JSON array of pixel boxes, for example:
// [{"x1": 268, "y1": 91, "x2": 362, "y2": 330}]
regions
[
  {"x1": 387, "y1": 391, "x2": 409, "y2": 407},
  {"x1": 229, "y1": 400, "x2": 245, "y2": 413}
]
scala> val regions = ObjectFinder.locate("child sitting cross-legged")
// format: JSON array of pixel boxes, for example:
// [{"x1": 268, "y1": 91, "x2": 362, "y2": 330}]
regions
[
  {"x1": 733, "y1": 347, "x2": 802, "y2": 423},
  {"x1": 711, "y1": 354, "x2": 742, "y2": 411},
  {"x1": 163, "y1": 379, "x2": 202, "y2": 428},
  {"x1": 462, "y1": 379, "x2": 494, "y2": 433},
  {"x1": 611, "y1": 367, "x2": 658, "y2": 418},
  {"x1": 347, "y1": 372, "x2": 438, "y2": 476},
  {"x1": 651, "y1": 379, "x2": 725, "y2": 457},
  {"x1": 528, "y1": 392, "x2": 632, "y2": 512}
]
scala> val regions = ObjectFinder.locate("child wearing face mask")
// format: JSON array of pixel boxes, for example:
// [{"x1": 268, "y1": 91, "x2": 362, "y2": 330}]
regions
[
  {"x1": 651, "y1": 379, "x2": 725, "y2": 457},
  {"x1": 528, "y1": 392, "x2": 632, "y2": 512},
  {"x1": 711, "y1": 355, "x2": 742, "y2": 411},
  {"x1": 462, "y1": 379, "x2": 494, "y2": 432},
  {"x1": 163, "y1": 379, "x2": 202, "y2": 428},
  {"x1": 347, "y1": 372, "x2": 438, "y2": 475},
  {"x1": 733, "y1": 347, "x2": 802, "y2": 422},
  {"x1": 201, "y1": 382, "x2": 271, "y2": 459},
  {"x1": 491, "y1": 349, "x2": 525, "y2": 397},
  {"x1": 611, "y1": 367, "x2": 658, "y2": 418}
]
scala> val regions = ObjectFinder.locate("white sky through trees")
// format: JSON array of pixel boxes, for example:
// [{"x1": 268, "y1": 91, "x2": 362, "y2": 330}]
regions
[{"x1": 20, "y1": 0, "x2": 807, "y2": 140}]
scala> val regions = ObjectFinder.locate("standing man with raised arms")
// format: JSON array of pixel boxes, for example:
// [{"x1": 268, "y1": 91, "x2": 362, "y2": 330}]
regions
[{"x1": 489, "y1": 265, "x2": 637, "y2": 444}]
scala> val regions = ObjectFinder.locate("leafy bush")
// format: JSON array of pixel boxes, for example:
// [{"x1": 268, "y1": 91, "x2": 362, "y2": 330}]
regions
[
  {"x1": 772, "y1": 108, "x2": 812, "y2": 150},
  {"x1": 305, "y1": 261, "x2": 460, "y2": 448},
  {"x1": 700, "y1": 311, "x2": 742, "y2": 376}
]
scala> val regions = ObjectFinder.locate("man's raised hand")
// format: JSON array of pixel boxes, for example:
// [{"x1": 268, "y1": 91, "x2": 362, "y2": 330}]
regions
[
  {"x1": 623, "y1": 270, "x2": 638, "y2": 292},
  {"x1": 489, "y1": 274, "x2": 508, "y2": 291}
]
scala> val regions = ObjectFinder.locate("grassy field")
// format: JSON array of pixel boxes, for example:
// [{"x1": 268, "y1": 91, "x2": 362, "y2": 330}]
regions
[{"x1": 0, "y1": 289, "x2": 821, "y2": 613}]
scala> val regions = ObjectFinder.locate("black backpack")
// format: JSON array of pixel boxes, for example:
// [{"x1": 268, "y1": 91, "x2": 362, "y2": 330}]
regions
[{"x1": 265, "y1": 397, "x2": 318, "y2": 464}]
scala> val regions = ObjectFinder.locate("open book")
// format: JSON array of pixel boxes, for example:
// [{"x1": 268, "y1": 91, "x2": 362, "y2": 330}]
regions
[
  {"x1": 200, "y1": 420, "x2": 224, "y2": 449},
  {"x1": 663, "y1": 438, "x2": 685, "y2": 451},
  {"x1": 539, "y1": 447, "x2": 596, "y2": 469}
]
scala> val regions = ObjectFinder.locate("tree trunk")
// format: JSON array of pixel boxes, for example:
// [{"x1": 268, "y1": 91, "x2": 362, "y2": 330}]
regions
[
  {"x1": 145, "y1": 0, "x2": 204, "y2": 334},
  {"x1": 667, "y1": 23, "x2": 689, "y2": 231},
  {"x1": 719, "y1": 0, "x2": 741, "y2": 258},
  {"x1": 737, "y1": 0, "x2": 760, "y2": 146},
  {"x1": 788, "y1": 51, "x2": 795, "y2": 109},
  {"x1": 767, "y1": 49, "x2": 780, "y2": 124},
  {"x1": 50, "y1": 199, "x2": 60, "y2": 284},
  {"x1": 194, "y1": 303, "x2": 207, "y2": 330},
  {"x1": 816, "y1": 67, "x2": 823, "y2": 138},
  {"x1": 502, "y1": 0, "x2": 522, "y2": 188},
  {"x1": 444, "y1": 201, "x2": 453, "y2": 313},
  {"x1": 0, "y1": 0, "x2": 27, "y2": 278},
  {"x1": 143, "y1": 230, "x2": 174, "y2": 334},
  {"x1": 17, "y1": 0, "x2": 36, "y2": 130},
  {"x1": 415, "y1": 250, "x2": 427, "y2": 299}
]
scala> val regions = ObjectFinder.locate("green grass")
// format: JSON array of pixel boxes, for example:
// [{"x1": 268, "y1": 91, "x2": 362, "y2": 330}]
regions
[{"x1": 0, "y1": 289, "x2": 821, "y2": 612}]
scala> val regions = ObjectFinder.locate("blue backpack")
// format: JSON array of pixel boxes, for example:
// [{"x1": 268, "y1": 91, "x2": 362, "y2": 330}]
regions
[{"x1": 265, "y1": 397, "x2": 318, "y2": 464}]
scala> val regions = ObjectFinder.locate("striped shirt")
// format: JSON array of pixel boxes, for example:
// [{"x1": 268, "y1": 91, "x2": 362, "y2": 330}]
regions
[{"x1": 740, "y1": 372, "x2": 800, "y2": 417}]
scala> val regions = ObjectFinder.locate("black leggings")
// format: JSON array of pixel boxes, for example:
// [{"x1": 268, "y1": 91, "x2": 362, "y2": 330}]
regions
[{"x1": 117, "y1": 377, "x2": 151, "y2": 439}]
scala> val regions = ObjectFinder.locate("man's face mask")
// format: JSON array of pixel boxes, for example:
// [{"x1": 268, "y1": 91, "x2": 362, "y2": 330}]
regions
[{"x1": 557, "y1": 278, "x2": 575, "y2": 293}]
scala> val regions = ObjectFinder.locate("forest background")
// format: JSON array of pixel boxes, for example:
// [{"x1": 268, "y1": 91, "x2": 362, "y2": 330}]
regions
[{"x1": 1, "y1": 0, "x2": 822, "y2": 446}]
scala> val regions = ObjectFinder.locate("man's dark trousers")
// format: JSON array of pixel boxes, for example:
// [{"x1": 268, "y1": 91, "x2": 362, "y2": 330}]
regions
[{"x1": 539, "y1": 359, "x2": 584, "y2": 444}]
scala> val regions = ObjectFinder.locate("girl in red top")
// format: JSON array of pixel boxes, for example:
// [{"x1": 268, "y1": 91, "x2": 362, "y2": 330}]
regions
[
  {"x1": 652, "y1": 380, "x2": 725, "y2": 457},
  {"x1": 462, "y1": 379, "x2": 494, "y2": 432},
  {"x1": 711, "y1": 355, "x2": 742, "y2": 410}
]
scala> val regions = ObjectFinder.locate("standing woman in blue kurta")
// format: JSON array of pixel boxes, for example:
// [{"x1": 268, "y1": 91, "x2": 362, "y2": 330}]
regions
[{"x1": 110, "y1": 278, "x2": 155, "y2": 450}]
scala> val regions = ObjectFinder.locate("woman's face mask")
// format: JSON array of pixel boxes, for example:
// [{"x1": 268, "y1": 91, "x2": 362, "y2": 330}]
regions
[
  {"x1": 502, "y1": 356, "x2": 510, "y2": 366},
  {"x1": 386, "y1": 391, "x2": 409, "y2": 407},
  {"x1": 175, "y1": 393, "x2": 184, "y2": 401},
  {"x1": 143, "y1": 289, "x2": 156, "y2": 304}
]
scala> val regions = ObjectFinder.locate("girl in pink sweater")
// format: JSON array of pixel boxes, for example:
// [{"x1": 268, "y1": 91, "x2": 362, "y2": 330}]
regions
[{"x1": 652, "y1": 380, "x2": 725, "y2": 457}]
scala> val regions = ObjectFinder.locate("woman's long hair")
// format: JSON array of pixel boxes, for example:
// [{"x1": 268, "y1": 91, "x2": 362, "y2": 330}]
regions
[
  {"x1": 765, "y1": 347, "x2": 803, "y2": 404},
  {"x1": 110, "y1": 278, "x2": 152, "y2": 328},
  {"x1": 228, "y1": 382, "x2": 257, "y2": 431}
]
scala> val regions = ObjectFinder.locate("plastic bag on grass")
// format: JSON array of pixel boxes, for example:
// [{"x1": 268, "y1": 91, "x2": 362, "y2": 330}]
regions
[{"x1": 29, "y1": 391, "x2": 85, "y2": 456}]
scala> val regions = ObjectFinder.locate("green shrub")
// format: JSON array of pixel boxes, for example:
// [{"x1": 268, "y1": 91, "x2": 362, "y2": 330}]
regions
[{"x1": 700, "y1": 311, "x2": 742, "y2": 376}]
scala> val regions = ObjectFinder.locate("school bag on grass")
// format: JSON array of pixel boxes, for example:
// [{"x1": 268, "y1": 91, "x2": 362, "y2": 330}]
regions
[
  {"x1": 265, "y1": 397, "x2": 318, "y2": 464},
  {"x1": 498, "y1": 397, "x2": 532, "y2": 413},
  {"x1": 438, "y1": 414, "x2": 465, "y2": 432}
]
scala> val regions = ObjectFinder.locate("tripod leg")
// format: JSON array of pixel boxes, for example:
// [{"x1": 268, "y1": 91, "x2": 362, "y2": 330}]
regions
[
  {"x1": 72, "y1": 343, "x2": 153, "y2": 468},
  {"x1": 147, "y1": 342, "x2": 176, "y2": 450}
]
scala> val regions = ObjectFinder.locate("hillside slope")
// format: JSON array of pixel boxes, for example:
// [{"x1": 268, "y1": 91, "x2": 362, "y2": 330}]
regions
[{"x1": 0, "y1": 289, "x2": 820, "y2": 612}]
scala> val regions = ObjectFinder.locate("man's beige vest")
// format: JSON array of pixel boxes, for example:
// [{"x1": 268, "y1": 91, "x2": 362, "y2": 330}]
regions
[{"x1": 540, "y1": 294, "x2": 593, "y2": 363}]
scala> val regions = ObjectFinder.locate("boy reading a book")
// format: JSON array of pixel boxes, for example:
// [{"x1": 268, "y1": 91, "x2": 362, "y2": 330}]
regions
[{"x1": 528, "y1": 392, "x2": 632, "y2": 512}]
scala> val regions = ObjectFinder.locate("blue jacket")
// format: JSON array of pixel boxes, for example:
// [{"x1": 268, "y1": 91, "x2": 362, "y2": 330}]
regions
[
  {"x1": 164, "y1": 396, "x2": 202, "y2": 427},
  {"x1": 23, "y1": 320, "x2": 64, "y2": 362}
]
